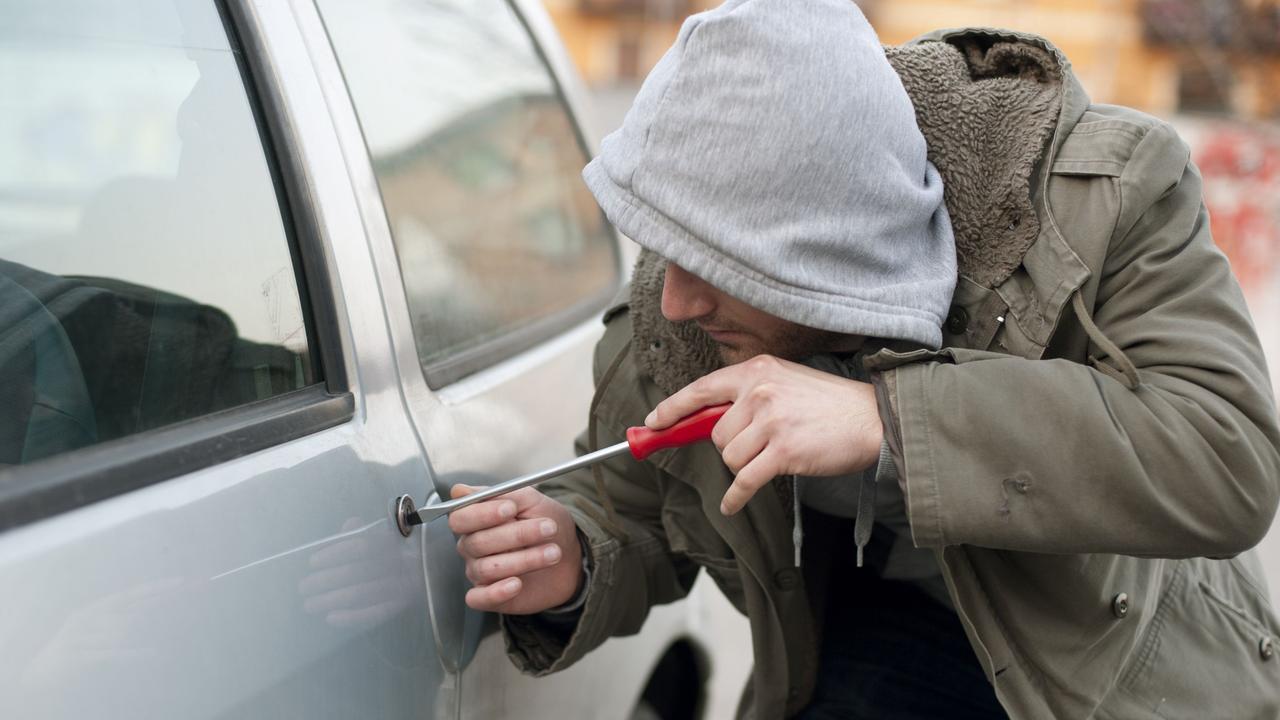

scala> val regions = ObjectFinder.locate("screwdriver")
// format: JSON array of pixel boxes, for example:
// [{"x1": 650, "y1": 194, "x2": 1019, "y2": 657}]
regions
[{"x1": 408, "y1": 404, "x2": 730, "y2": 525}]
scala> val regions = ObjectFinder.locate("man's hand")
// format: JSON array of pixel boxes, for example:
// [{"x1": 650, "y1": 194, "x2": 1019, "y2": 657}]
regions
[
  {"x1": 646, "y1": 355, "x2": 883, "y2": 515},
  {"x1": 449, "y1": 485, "x2": 584, "y2": 614}
]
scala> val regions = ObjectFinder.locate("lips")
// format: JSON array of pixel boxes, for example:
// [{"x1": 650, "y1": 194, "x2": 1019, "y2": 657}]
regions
[{"x1": 699, "y1": 325, "x2": 743, "y2": 342}]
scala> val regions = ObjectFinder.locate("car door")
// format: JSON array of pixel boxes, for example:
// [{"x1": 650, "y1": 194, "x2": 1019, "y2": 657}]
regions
[
  {"x1": 304, "y1": 0, "x2": 624, "y2": 671},
  {"x1": 0, "y1": 1, "x2": 454, "y2": 717},
  {"x1": 299, "y1": 1, "x2": 752, "y2": 718}
]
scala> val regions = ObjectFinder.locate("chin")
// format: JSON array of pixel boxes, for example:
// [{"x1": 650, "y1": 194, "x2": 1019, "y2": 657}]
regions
[{"x1": 717, "y1": 344, "x2": 762, "y2": 365}]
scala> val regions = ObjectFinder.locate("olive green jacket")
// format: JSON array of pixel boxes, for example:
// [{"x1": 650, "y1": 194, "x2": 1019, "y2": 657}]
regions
[{"x1": 503, "y1": 28, "x2": 1280, "y2": 719}]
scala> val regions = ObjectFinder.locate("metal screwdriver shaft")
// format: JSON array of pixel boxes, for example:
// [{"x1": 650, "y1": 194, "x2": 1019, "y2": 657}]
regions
[
  {"x1": 409, "y1": 442, "x2": 631, "y2": 525},
  {"x1": 408, "y1": 404, "x2": 730, "y2": 525}
]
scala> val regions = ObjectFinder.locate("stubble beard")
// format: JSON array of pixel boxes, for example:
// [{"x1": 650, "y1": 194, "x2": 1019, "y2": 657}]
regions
[{"x1": 711, "y1": 322, "x2": 847, "y2": 366}]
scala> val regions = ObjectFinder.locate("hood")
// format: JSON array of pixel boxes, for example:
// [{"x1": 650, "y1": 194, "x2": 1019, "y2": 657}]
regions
[
  {"x1": 627, "y1": 26, "x2": 1072, "y2": 396},
  {"x1": 584, "y1": 0, "x2": 957, "y2": 351}
]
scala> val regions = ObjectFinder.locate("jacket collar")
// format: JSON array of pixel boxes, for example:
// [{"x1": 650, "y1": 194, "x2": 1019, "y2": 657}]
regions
[
  {"x1": 629, "y1": 27, "x2": 1093, "y2": 395},
  {"x1": 904, "y1": 28, "x2": 1093, "y2": 350}
]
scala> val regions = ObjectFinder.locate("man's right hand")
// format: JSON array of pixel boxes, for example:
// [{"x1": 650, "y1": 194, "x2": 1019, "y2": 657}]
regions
[{"x1": 449, "y1": 484, "x2": 584, "y2": 615}]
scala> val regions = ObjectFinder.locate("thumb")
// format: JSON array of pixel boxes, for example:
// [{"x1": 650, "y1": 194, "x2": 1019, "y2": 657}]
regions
[{"x1": 450, "y1": 483, "x2": 487, "y2": 500}]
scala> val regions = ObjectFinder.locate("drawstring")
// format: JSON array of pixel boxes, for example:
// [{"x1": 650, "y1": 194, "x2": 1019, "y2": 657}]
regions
[
  {"x1": 1071, "y1": 291, "x2": 1140, "y2": 390},
  {"x1": 793, "y1": 465, "x2": 876, "y2": 568},
  {"x1": 791, "y1": 475, "x2": 802, "y2": 567},
  {"x1": 587, "y1": 339, "x2": 633, "y2": 539}
]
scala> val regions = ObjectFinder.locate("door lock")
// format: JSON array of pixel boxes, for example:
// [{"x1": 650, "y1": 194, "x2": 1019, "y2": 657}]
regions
[{"x1": 394, "y1": 494, "x2": 416, "y2": 537}]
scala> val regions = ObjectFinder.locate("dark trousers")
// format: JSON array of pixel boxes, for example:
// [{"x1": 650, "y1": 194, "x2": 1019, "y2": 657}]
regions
[{"x1": 797, "y1": 553, "x2": 1007, "y2": 720}]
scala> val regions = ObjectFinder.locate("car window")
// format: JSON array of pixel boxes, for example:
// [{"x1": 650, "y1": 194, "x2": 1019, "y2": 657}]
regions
[
  {"x1": 0, "y1": 0, "x2": 315, "y2": 467},
  {"x1": 315, "y1": 0, "x2": 619, "y2": 386}
]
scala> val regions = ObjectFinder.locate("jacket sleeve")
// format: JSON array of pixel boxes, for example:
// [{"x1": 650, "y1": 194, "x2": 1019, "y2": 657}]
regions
[
  {"x1": 502, "y1": 312, "x2": 699, "y2": 675},
  {"x1": 879, "y1": 122, "x2": 1280, "y2": 558}
]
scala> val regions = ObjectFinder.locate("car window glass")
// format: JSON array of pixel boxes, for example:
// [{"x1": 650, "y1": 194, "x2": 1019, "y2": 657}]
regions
[
  {"x1": 0, "y1": 0, "x2": 314, "y2": 467},
  {"x1": 315, "y1": 0, "x2": 618, "y2": 383}
]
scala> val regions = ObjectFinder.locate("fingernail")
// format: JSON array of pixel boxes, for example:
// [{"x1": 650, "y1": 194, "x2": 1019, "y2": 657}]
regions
[
  {"x1": 499, "y1": 502, "x2": 517, "y2": 519},
  {"x1": 540, "y1": 520, "x2": 557, "y2": 537},
  {"x1": 644, "y1": 410, "x2": 657, "y2": 426},
  {"x1": 720, "y1": 501, "x2": 730, "y2": 516},
  {"x1": 543, "y1": 545, "x2": 562, "y2": 563},
  {"x1": 504, "y1": 578, "x2": 520, "y2": 593}
]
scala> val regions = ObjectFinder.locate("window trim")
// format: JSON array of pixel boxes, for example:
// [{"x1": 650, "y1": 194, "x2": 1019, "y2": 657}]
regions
[
  {"x1": 0, "y1": 0, "x2": 354, "y2": 534},
  {"x1": 422, "y1": 283, "x2": 616, "y2": 388},
  {"x1": 225, "y1": 0, "x2": 349, "y2": 397},
  {"x1": 0, "y1": 387, "x2": 353, "y2": 531}
]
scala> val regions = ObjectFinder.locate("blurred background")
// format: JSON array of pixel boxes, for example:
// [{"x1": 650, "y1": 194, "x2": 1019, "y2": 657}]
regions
[{"x1": 541, "y1": 0, "x2": 1280, "y2": 634}]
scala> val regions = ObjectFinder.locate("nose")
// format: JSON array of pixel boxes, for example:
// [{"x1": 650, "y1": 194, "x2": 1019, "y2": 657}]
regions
[{"x1": 661, "y1": 263, "x2": 716, "y2": 323}]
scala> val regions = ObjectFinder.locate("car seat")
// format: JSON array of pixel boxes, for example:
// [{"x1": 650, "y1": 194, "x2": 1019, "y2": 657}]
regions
[{"x1": 0, "y1": 268, "x2": 97, "y2": 465}]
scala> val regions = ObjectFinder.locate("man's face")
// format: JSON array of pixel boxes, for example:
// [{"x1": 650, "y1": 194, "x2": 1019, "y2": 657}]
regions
[{"x1": 660, "y1": 263, "x2": 858, "y2": 364}]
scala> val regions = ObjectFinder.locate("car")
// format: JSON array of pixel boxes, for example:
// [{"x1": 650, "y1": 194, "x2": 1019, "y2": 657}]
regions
[{"x1": 0, "y1": 0, "x2": 748, "y2": 717}]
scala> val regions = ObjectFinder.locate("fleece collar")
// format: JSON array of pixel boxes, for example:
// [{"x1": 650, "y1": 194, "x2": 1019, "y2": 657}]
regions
[{"x1": 631, "y1": 28, "x2": 1079, "y2": 396}]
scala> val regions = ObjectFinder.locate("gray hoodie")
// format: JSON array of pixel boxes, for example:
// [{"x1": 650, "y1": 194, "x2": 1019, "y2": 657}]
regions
[{"x1": 583, "y1": 0, "x2": 956, "y2": 348}]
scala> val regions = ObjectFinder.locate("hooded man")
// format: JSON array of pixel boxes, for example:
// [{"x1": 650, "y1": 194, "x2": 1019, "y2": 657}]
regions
[{"x1": 449, "y1": 0, "x2": 1280, "y2": 717}]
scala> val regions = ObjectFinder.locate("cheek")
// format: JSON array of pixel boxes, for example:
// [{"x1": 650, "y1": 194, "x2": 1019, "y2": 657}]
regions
[
  {"x1": 717, "y1": 338, "x2": 766, "y2": 365},
  {"x1": 755, "y1": 324, "x2": 797, "y2": 356}
]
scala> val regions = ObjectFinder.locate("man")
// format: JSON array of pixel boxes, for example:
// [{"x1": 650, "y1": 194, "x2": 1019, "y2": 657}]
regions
[{"x1": 450, "y1": 0, "x2": 1280, "y2": 717}]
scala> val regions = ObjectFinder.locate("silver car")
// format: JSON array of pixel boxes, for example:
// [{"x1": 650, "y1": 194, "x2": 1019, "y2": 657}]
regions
[{"x1": 0, "y1": 0, "x2": 746, "y2": 717}]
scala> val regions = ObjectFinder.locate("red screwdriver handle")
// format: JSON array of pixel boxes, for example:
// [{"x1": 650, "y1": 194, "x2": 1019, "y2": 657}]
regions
[{"x1": 626, "y1": 404, "x2": 731, "y2": 461}]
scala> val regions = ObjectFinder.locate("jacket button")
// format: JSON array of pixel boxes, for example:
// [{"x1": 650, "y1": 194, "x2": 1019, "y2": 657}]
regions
[
  {"x1": 946, "y1": 306, "x2": 969, "y2": 335},
  {"x1": 774, "y1": 568, "x2": 800, "y2": 591},
  {"x1": 1261, "y1": 636, "x2": 1275, "y2": 661},
  {"x1": 1111, "y1": 593, "x2": 1129, "y2": 619}
]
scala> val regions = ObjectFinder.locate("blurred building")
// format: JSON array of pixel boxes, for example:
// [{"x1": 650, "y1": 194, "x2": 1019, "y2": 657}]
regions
[
  {"x1": 546, "y1": 0, "x2": 1280, "y2": 121},
  {"x1": 878, "y1": 0, "x2": 1280, "y2": 120},
  {"x1": 542, "y1": 0, "x2": 708, "y2": 86}
]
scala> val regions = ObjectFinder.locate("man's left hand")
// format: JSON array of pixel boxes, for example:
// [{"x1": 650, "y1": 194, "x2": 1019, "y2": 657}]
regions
[{"x1": 645, "y1": 355, "x2": 883, "y2": 515}]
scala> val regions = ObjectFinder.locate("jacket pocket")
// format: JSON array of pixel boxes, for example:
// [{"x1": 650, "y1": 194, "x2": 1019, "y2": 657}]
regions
[
  {"x1": 1114, "y1": 558, "x2": 1279, "y2": 719},
  {"x1": 660, "y1": 488, "x2": 744, "y2": 608}
]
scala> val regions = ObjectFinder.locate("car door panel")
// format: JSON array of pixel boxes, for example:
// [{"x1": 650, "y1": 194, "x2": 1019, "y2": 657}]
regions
[
  {"x1": 0, "y1": 432, "x2": 446, "y2": 719},
  {"x1": 0, "y1": 1, "x2": 454, "y2": 718}
]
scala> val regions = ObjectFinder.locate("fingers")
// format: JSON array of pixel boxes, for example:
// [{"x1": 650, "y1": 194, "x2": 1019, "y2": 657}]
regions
[
  {"x1": 457, "y1": 517, "x2": 558, "y2": 559},
  {"x1": 709, "y1": 400, "x2": 753, "y2": 452},
  {"x1": 465, "y1": 577, "x2": 522, "y2": 612},
  {"x1": 298, "y1": 563, "x2": 364, "y2": 597},
  {"x1": 309, "y1": 538, "x2": 364, "y2": 567},
  {"x1": 451, "y1": 483, "x2": 541, "y2": 508},
  {"x1": 448, "y1": 499, "x2": 515, "y2": 535},
  {"x1": 325, "y1": 600, "x2": 401, "y2": 629},
  {"x1": 646, "y1": 362, "x2": 751, "y2": 429},
  {"x1": 302, "y1": 577, "x2": 396, "y2": 616},
  {"x1": 450, "y1": 483, "x2": 478, "y2": 500},
  {"x1": 448, "y1": 485, "x2": 547, "y2": 535},
  {"x1": 719, "y1": 422, "x2": 767, "y2": 475},
  {"x1": 721, "y1": 446, "x2": 783, "y2": 516},
  {"x1": 464, "y1": 542, "x2": 563, "y2": 585}
]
